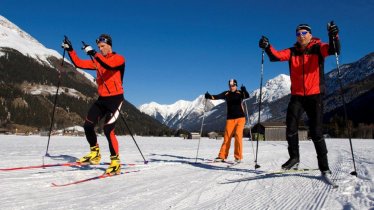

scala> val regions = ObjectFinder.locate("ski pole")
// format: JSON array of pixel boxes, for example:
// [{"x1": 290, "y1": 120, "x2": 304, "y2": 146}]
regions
[
  {"x1": 82, "y1": 41, "x2": 148, "y2": 164},
  {"x1": 328, "y1": 21, "x2": 357, "y2": 176},
  {"x1": 254, "y1": 49, "x2": 265, "y2": 169},
  {"x1": 119, "y1": 110, "x2": 148, "y2": 164},
  {"x1": 195, "y1": 97, "x2": 207, "y2": 163},
  {"x1": 45, "y1": 42, "x2": 67, "y2": 156},
  {"x1": 243, "y1": 99, "x2": 256, "y2": 161}
]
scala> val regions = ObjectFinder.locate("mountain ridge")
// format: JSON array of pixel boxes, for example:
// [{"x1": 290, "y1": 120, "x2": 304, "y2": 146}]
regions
[{"x1": 0, "y1": 15, "x2": 171, "y2": 136}]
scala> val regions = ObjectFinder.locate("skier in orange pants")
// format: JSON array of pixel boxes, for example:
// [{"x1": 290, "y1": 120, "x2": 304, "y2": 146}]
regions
[{"x1": 205, "y1": 79, "x2": 249, "y2": 163}]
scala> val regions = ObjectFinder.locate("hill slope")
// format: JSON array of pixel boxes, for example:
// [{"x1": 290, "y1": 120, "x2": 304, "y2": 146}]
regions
[{"x1": 0, "y1": 15, "x2": 170, "y2": 136}]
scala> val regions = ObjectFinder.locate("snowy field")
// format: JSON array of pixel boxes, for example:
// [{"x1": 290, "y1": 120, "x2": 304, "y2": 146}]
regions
[{"x1": 0, "y1": 135, "x2": 373, "y2": 210}]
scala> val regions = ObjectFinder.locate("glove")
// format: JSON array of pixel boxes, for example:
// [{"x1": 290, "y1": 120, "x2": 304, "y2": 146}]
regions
[
  {"x1": 82, "y1": 44, "x2": 96, "y2": 56},
  {"x1": 205, "y1": 92, "x2": 212, "y2": 99},
  {"x1": 61, "y1": 36, "x2": 73, "y2": 51},
  {"x1": 259, "y1": 36, "x2": 270, "y2": 49},
  {"x1": 327, "y1": 21, "x2": 339, "y2": 38},
  {"x1": 240, "y1": 85, "x2": 247, "y2": 92}
]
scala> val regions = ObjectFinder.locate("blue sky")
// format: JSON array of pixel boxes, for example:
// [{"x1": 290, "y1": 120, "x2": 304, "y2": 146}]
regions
[{"x1": 2, "y1": 0, "x2": 373, "y2": 106}]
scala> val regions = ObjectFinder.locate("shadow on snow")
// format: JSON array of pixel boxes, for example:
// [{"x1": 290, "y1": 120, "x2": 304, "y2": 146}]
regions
[{"x1": 147, "y1": 153, "x2": 265, "y2": 174}]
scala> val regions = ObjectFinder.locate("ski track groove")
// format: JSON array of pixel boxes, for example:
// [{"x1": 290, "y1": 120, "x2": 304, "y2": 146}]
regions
[
  {"x1": 169, "y1": 165, "x2": 241, "y2": 209},
  {"x1": 219, "y1": 164, "x2": 338, "y2": 210},
  {"x1": 164, "y1": 165, "x2": 211, "y2": 209},
  {"x1": 325, "y1": 142, "x2": 374, "y2": 209}
]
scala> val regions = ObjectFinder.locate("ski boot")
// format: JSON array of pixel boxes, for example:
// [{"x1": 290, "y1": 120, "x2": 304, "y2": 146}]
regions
[
  {"x1": 105, "y1": 155, "x2": 121, "y2": 175},
  {"x1": 214, "y1": 157, "x2": 225, "y2": 162},
  {"x1": 321, "y1": 170, "x2": 332, "y2": 177},
  {"x1": 234, "y1": 159, "x2": 241, "y2": 164},
  {"x1": 281, "y1": 158, "x2": 299, "y2": 170},
  {"x1": 77, "y1": 145, "x2": 101, "y2": 165}
]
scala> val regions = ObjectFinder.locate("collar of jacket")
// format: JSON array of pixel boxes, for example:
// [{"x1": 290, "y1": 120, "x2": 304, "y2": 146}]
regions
[
  {"x1": 294, "y1": 37, "x2": 321, "y2": 51},
  {"x1": 103, "y1": 52, "x2": 117, "y2": 58}
]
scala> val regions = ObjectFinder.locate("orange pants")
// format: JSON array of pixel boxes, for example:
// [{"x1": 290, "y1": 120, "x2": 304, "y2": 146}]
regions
[{"x1": 218, "y1": 117, "x2": 246, "y2": 160}]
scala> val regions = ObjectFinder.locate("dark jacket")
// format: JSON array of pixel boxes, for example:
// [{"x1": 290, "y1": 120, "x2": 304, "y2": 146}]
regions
[{"x1": 209, "y1": 90, "x2": 249, "y2": 119}]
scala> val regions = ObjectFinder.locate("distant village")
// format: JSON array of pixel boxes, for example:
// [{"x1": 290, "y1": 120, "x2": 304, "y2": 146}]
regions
[{"x1": 1, "y1": 122, "x2": 313, "y2": 141}]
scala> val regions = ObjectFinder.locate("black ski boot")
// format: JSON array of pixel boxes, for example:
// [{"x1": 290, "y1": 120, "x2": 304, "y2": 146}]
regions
[
  {"x1": 282, "y1": 142, "x2": 300, "y2": 170},
  {"x1": 281, "y1": 158, "x2": 300, "y2": 170}
]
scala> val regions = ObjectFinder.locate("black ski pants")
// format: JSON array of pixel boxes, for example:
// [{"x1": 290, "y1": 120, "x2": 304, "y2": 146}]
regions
[
  {"x1": 286, "y1": 94, "x2": 330, "y2": 171},
  {"x1": 83, "y1": 94, "x2": 124, "y2": 156}
]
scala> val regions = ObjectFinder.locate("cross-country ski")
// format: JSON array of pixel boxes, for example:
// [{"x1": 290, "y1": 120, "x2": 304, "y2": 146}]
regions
[
  {"x1": 0, "y1": 162, "x2": 138, "y2": 172},
  {"x1": 51, "y1": 170, "x2": 141, "y2": 187},
  {"x1": 321, "y1": 173, "x2": 339, "y2": 188}
]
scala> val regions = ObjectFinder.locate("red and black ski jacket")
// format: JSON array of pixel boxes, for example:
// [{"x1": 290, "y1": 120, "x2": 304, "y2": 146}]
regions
[
  {"x1": 68, "y1": 50, "x2": 125, "y2": 97},
  {"x1": 209, "y1": 90, "x2": 249, "y2": 119},
  {"x1": 265, "y1": 37, "x2": 340, "y2": 96}
]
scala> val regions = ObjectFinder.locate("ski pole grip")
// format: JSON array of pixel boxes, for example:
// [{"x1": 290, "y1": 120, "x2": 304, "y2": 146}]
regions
[
  {"x1": 81, "y1": 41, "x2": 88, "y2": 50},
  {"x1": 327, "y1": 20, "x2": 334, "y2": 29}
]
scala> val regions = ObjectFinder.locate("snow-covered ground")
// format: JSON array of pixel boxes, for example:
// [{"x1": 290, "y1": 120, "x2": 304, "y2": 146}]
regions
[{"x1": 0, "y1": 135, "x2": 373, "y2": 210}]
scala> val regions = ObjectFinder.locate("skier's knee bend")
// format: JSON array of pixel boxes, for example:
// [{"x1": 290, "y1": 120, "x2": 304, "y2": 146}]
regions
[
  {"x1": 83, "y1": 120, "x2": 95, "y2": 132},
  {"x1": 312, "y1": 137, "x2": 324, "y2": 143},
  {"x1": 286, "y1": 131, "x2": 298, "y2": 141},
  {"x1": 103, "y1": 124, "x2": 114, "y2": 137}
]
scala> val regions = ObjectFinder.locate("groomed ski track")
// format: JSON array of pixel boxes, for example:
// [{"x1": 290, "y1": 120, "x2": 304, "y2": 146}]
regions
[{"x1": 0, "y1": 135, "x2": 373, "y2": 209}]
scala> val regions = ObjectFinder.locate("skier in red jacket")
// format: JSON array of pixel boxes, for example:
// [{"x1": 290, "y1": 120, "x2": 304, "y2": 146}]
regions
[
  {"x1": 259, "y1": 23, "x2": 340, "y2": 176},
  {"x1": 62, "y1": 34, "x2": 125, "y2": 175}
]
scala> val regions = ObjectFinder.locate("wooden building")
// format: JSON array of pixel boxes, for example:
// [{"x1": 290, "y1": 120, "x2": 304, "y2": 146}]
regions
[{"x1": 251, "y1": 122, "x2": 308, "y2": 141}]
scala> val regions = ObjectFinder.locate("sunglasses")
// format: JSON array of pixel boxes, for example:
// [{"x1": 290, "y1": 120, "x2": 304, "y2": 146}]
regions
[
  {"x1": 96, "y1": 37, "x2": 109, "y2": 44},
  {"x1": 296, "y1": 31, "x2": 309, "y2": 37},
  {"x1": 229, "y1": 84, "x2": 237, "y2": 87}
]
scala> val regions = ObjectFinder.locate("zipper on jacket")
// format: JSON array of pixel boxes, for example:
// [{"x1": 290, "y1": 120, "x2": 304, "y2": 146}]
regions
[
  {"x1": 114, "y1": 81, "x2": 118, "y2": 92},
  {"x1": 302, "y1": 52, "x2": 306, "y2": 96}
]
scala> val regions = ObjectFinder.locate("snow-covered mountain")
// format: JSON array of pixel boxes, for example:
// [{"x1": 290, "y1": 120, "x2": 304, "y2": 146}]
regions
[
  {"x1": 139, "y1": 74, "x2": 291, "y2": 130},
  {"x1": 323, "y1": 52, "x2": 374, "y2": 120},
  {"x1": 0, "y1": 15, "x2": 62, "y2": 66},
  {"x1": 139, "y1": 95, "x2": 223, "y2": 129},
  {"x1": 249, "y1": 74, "x2": 291, "y2": 103},
  {"x1": 0, "y1": 15, "x2": 170, "y2": 135},
  {"x1": 325, "y1": 52, "x2": 374, "y2": 95},
  {"x1": 0, "y1": 15, "x2": 95, "y2": 84}
]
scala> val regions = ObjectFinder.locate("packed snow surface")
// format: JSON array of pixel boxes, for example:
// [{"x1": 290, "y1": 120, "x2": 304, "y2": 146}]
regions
[{"x1": 0, "y1": 136, "x2": 373, "y2": 209}]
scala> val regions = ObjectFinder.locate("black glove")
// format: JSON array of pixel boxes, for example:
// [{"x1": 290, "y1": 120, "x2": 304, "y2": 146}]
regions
[
  {"x1": 259, "y1": 36, "x2": 270, "y2": 49},
  {"x1": 82, "y1": 44, "x2": 97, "y2": 56},
  {"x1": 61, "y1": 36, "x2": 73, "y2": 51},
  {"x1": 240, "y1": 85, "x2": 247, "y2": 92},
  {"x1": 327, "y1": 21, "x2": 339, "y2": 38},
  {"x1": 205, "y1": 92, "x2": 212, "y2": 99}
]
